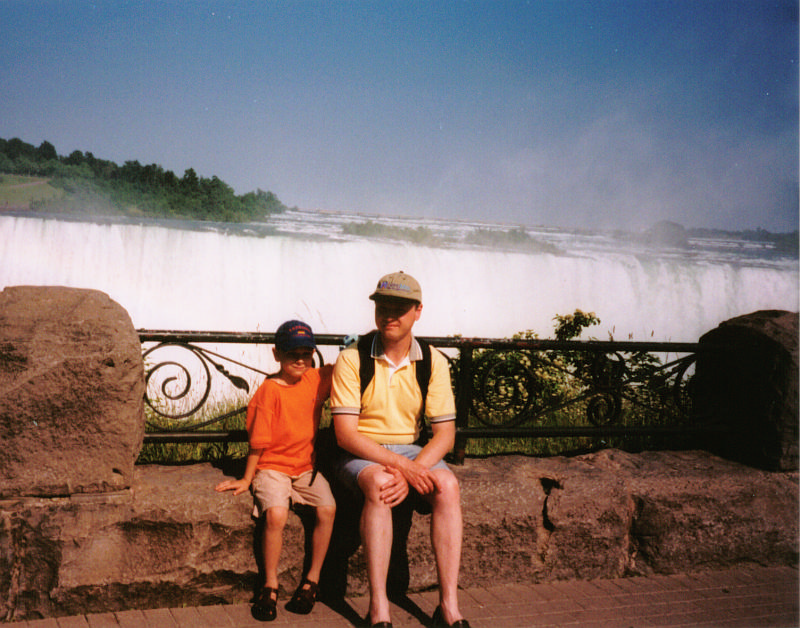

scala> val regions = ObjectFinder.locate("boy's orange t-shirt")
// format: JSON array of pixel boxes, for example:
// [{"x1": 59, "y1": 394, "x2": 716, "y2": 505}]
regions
[{"x1": 246, "y1": 365, "x2": 332, "y2": 476}]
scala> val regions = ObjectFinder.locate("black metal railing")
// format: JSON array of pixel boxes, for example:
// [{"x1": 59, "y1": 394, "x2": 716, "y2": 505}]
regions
[{"x1": 139, "y1": 330, "x2": 724, "y2": 461}]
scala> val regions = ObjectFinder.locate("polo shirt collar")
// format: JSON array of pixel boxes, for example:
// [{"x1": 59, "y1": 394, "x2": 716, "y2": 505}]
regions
[{"x1": 371, "y1": 333, "x2": 423, "y2": 361}]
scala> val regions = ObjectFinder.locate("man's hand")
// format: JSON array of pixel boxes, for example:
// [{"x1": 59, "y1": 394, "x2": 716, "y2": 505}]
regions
[
  {"x1": 397, "y1": 457, "x2": 442, "y2": 496},
  {"x1": 379, "y1": 466, "x2": 409, "y2": 506},
  {"x1": 215, "y1": 478, "x2": 250, "y2": 496}
]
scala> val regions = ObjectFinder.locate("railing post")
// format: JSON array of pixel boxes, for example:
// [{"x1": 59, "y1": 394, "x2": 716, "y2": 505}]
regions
[{"x1": 453, "y1": 343, "x2": 473, "y2": 464}]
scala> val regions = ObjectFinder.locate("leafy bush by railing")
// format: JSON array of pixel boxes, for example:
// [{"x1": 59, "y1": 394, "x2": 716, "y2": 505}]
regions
[{"x1": 447, "y1": 311, "x2": 701, "y2": 460}]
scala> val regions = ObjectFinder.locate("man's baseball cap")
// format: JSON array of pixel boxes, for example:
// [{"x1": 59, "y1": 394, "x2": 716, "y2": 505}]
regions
[
  {"x1": 274, "y1": 320, "x2": 316, "y2": 352},
  {"x1": 369, "y1": 271, "x2": 422, "y2": 303}
]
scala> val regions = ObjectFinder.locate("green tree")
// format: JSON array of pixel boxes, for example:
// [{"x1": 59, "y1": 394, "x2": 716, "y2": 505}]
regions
[
  {"x1": 4, "y1": 137, "x2": 35, "y2": 161},
  {"x1": 181, "y1": 168, "x2": 199, "y2": 193},
  {"x1": 0, "y1": 136, "x2": 288, "y2": 223},
  {"x1": 36, "y1": 140, "x2": 58, "y2": 162},
  {"x1": 64, "y1": 150, "x2": 85, "y2": 166}
]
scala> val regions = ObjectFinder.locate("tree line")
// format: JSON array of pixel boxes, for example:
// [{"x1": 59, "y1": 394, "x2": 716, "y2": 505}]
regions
[{"x1": 0, "y1": 137, "x2": 287, "y2": 222}]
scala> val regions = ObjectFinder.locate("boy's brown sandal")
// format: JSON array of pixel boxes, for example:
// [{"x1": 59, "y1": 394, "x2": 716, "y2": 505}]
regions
[
  {"x1": 285, "y1": 578, "x2": 319, "y2": 615},
  {"x1": 252, "y1": 586, "x2": 278, "y2": 622}
]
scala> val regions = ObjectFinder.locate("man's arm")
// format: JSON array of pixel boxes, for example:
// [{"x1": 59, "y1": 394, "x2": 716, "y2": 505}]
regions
[
  {"x1": 331, "y1": 347, "x2": 441, "y2": 495},
  {"x1": 413, "y1": 419, "x2": 455, "y2": 469},
  {"x1": 334, "y1": 413, "x2": 443, "y2": 495},
  {"x1": 333, "y1": 413, "x2": 411, "y2": 504},
  {"x1": 333, "y1": 412, "x2": 401, "y2": 466},
  {"x1": 412, "y1": 346, "x2": 457, "y2": 471}
]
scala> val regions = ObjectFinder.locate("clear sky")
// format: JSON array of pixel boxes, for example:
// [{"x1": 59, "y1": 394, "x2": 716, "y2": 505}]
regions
[{"x1": 2, "y1": 0, "x2": 797, "y2": 231}]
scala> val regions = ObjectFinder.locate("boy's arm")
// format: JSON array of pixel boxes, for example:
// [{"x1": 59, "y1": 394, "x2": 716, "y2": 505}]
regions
[
  {"x1": 319, "y1": 364, "x2": 334, "y2": 392},
  {"x1": 214, "y1": 447, "x2": 263, "y2": 495}
]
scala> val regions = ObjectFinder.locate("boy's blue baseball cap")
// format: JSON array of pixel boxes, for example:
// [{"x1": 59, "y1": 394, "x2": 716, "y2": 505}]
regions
[{"x1": 275, "y1": 320, "x2": 316, "y2": 352}]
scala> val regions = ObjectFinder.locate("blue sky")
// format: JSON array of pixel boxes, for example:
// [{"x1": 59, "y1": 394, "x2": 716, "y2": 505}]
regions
[{"x1": 2, "y1": 0, "x2": 797, "y2": 231}]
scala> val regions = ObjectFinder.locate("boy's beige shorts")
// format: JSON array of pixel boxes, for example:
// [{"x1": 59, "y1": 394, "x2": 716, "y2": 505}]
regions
[{"x1": 251, "y1": 468, "x2": 335, "y2": 517}]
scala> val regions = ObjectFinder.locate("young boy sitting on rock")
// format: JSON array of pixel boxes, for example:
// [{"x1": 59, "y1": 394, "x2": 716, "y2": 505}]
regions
[{"x1": 215, "y1": 320, "x2": 335, "y2": 622}]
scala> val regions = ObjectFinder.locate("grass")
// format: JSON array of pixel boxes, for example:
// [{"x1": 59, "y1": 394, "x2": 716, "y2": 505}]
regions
[
  {"x1": 137, "y1": 400, "x2": 250, "y2": 464},
  {"x1": 0, "y1": 174, "x2": 64, "y2": 207},
  {"x1": 138, "y1": 401, "x2": 333, "y2": 464},
  {"x1": 339, "y1": 219, "x2": 562, "y2": 254},
  {"x1": 460, "y1": 404, "x2": 694, "y2": 459}
]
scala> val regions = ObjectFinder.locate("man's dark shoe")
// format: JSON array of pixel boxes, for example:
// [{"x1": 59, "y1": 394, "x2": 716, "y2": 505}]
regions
[
  {"x1": 367, "y1": 614, "x2": 393, "y2": 627},
  {"x1": 432, "y1": 605, "x2": 471, "y2": 628}
]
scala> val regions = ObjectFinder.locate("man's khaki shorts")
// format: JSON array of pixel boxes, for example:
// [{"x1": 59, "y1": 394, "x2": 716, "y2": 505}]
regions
[{"x1": 251, "y1": 468, "x2": 335, "y2": 517}]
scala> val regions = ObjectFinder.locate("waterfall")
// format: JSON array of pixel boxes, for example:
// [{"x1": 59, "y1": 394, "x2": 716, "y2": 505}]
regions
[{"x1": 2, "y1": 214, "x2": 797, "y2": 346}]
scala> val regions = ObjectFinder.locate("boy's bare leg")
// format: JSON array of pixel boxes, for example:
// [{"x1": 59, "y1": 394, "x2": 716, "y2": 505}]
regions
[
  {"x1": 358, "y1": 466, "x2": 395, "y2": 624},
  {"x1": 264, "y1": 506, "x2": 289, "y2": 589},
  {"x1": 306, "y1": 505, "x2": 335, "y2": 584},
  {"x1": 430, "y1": 469, "x2": 465, "y2": 625}
]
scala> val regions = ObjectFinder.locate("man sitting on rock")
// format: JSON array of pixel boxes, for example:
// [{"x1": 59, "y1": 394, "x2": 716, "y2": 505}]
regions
[{"x1": 330, "y1": 271, "x2": 470, "y2": 628}]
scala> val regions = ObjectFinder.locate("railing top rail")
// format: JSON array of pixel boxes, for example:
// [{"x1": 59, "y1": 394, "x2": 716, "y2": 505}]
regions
[{"x1": 137, "y1": 329, "x2": 707, "y2": 353}]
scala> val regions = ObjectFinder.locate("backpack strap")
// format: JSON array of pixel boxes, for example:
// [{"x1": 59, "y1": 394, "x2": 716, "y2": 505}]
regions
[
  {"x1": 414, "y1": 337, "x2": 433, "y2": 445},
  {"x1": 414, "y1": 336, "x2": 431, "y2": 419},
  {"x1": 357, "y1": 331, "x2": 378, "y2": 397}
]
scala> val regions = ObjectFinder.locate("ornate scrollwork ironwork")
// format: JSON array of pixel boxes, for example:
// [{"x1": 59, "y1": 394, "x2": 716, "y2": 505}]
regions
[
  {"x1": 142, "y1": 342, "x2": 261, "y2": 429},
  {"x1": 137, "y1": 331, "x2": 704, "y2": 450},
  {"x1": 469, "y1": 349, "x2": 574, "y2": 428},
  {"x1": 470, "y1": 350, "x2": 536, "y2": 427},
  {"x1": 466, "y1": 346, "x2": 696, "y2": 430},
  {"x1": 583, "y1": 352, "x2": 626, "y2": 425}
]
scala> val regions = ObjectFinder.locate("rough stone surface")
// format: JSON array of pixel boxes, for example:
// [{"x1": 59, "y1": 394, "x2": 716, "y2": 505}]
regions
[
  {"x1": 1, "y1": 303, "x2": 797, "y2": 621},
  {"x1": 0, "y1": 286, "x2": 145, "y2": 497},
  {"x1": 456, "y1": 450, "x2": 798, "y2": 587},
  {"x1": 1, "y1": 452, "x2": 796, "y2": 621},
  {"x1": 694, "y1": 309, "x2": 799, "y2": 471}
]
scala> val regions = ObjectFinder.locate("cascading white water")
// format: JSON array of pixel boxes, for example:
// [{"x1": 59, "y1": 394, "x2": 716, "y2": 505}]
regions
[{"x1": 2, "y1": 214, "x2": 797, "y2": 347}]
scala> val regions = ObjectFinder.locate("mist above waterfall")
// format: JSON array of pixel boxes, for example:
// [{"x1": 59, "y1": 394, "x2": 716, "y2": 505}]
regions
[{"x1": 1, "y1": 211, "x2": 797, "y2": 345}]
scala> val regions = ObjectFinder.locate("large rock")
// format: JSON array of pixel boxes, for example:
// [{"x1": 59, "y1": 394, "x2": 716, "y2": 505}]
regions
[
  {"x1": 1, "y1": 452, "x2": 796, "y2": 621},
  {"x1": 456, "y1": 450, "x2": 797, "y2": 586},
  {"x1": 0, "y1": 286, "x2": 145, "y2": 497},
  {"x1": 693, "y1": 309, "x2": 799, "y2": 471}
]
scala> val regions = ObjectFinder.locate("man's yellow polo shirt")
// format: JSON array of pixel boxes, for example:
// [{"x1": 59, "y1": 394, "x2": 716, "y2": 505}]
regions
[{"x1": 330, "y1": 335, "x2": 456, "y2": 445}]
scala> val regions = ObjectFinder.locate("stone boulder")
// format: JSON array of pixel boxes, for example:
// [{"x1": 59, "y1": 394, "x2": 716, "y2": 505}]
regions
[
  {"x1": 2, "y1": 452, "x2": 796, "y2": 621},
  {"x1": 455, "y1": 450, "x2": 797, "y2": 587},
  {"x1": 0, "y1": 286, "x2": 145, "y2": 497},
  {"x1": 693, "y1": 309, "x2": 799, "y2": 471}
]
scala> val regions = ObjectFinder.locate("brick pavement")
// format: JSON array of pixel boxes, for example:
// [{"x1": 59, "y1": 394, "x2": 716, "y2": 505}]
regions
[{"x1": 17, "y1": 565, "x2": 798, "y2": 628}]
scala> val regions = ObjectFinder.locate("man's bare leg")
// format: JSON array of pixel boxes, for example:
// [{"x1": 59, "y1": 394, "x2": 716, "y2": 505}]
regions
[
  {"x1": 359, "y1": 466, "x2": 395, "y2": 625},
  {"x1": 430, "y1": 469, "x2": 465, "y2": 625}
]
